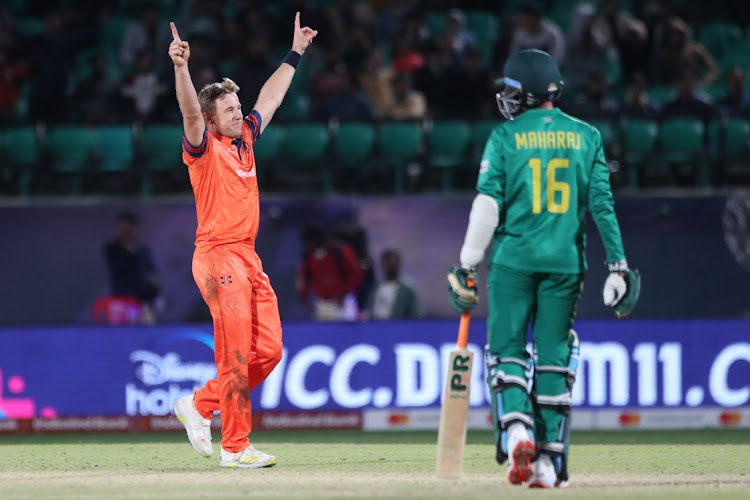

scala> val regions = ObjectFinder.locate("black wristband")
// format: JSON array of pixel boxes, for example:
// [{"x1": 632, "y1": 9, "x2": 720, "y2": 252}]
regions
[{"x1": 283, "y1": 50, "x2": 301, "y2": 69}]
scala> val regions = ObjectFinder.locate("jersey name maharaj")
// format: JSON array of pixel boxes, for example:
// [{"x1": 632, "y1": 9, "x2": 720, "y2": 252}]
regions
[{"x1": 514, "y1": 131, "x2": 581, "y2": 151}]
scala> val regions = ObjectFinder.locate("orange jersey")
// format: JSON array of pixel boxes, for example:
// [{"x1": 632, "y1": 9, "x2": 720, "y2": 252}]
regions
[{"x1": 183, "y1": 111, "x2": 262, "y2": 251}]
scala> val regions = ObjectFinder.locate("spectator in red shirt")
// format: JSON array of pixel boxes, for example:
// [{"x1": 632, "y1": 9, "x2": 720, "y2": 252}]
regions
[{"x1": 297, "y1": 226, "x2": 363, "y2": 321}]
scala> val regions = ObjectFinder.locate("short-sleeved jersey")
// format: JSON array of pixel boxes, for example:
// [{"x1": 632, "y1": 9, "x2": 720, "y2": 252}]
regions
[
  {"x1": 477, "y1": 107, "x2": 625, "y2": 274},
  {"x1": 183, "y1": 111, "x2": 262, "y2": 252}
]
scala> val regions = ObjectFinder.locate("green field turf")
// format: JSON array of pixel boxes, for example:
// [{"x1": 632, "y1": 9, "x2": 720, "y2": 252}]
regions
[{"x1": 1, "y1": 430, "x2": 748, "y2": 500}]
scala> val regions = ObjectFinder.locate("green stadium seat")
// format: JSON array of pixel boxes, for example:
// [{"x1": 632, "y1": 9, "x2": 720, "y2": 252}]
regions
[
  {"x1": 99, "y1": 15, "x2": 135, "y2": 52},
  {"x1": 277, "y1": 94, "x2": 310, "y2": 120},
  {"x1": 709, "y1": 118, "x2": 750, "y2": 183},
  {"x1": 471, "y1": 119, "x2": 499, "y2": 163},
  {"x1": 659, "y1": 118, "x2": 709, "y2": 186},
  {"x1": 425, "y1": 11, "x2": 447, "y2": 36},
  {"x1": 279, "y1": 123, "x2": 331, "y2": 191},
  {"x1": 333, "y1": 123, "x2": 375, "y2": 168},
  {"x1": 377, "y1": 121, "x2": 423, "y2": 193},
  {"x1": 218, "y1": 60, "x2": 239, "y2": 79},
  {"x1": 254, "y1": 125, "x2": 285, "y2": 163},
  {"x1": 429, "y1": 120, "x2": 471, "y2": 192},
  {"x1": 623, "y1": 119, "x2": 658, "y2": 188},
  {"x1": 138, "y1": 125, "x2": 188, "y2": 196},
  {"x1": 698, "y1": 23, "x2": 743, "y2": 60},
  {"x1": 647, "y1": 86, "x2": 675, "y2": 108},
  {"x1": 96, "y1": 126, "x2": 134, "y2": 172},
  {"x1": 466, "y1": 11, "x2": 499, "y2": 65},
  {"x1": 47, "y1": 127, "x2": 95, "y2": 194},
  {"x1": 588, "y1": 119, "x2": 618, "y2": 152},
  {"x1": 1, "y1": 127, "x2": 38, "y2": 196},
  {"x1": 139, "y1": 125, "x2": 185, "y2": 171},
  {"x1": 15, "y1": 17, "x2": 44, "y2": 37}
]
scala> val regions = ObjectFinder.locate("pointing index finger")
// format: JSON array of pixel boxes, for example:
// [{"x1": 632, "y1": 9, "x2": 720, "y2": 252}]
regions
[
  {"x1": 170, "y1": 22, "x2": 181, "y2": 42},
  {"x1": 295, "y1": 12, "x2": 300, "y2": 31}
]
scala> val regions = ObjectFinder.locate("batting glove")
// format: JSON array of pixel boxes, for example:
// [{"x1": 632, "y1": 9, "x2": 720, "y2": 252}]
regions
[
  {"x1": 602, "y1": 260, "x2": 642, "y2": 318},
  {"x1": 447, "y1": 266, "x2": 478, "y2": 314}
]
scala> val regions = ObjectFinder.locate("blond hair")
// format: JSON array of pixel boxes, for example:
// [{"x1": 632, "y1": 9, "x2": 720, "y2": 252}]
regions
[{"x1": 197, "y1": 78, "x2": 240, "y2": 114}]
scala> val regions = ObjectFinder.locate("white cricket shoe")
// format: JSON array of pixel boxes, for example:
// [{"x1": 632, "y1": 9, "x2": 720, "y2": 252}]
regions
[
  {"x1": 506, "y1": 423, "x2": 535, "y2": 485},
  {"x1": 528, "y1": 453, "x2": 565, "y2": 488},
  {"x1": 174, "y1": 393, "x2": 213, "y2": 457},
  {"x1": 220, "y1": 446, "x2": 277, "y2": 468}
]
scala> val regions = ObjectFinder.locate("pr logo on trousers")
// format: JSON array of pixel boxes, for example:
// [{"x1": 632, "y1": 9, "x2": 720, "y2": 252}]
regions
[{"x1": 220, "y1": 275, "x2": 233, "y2": 286}]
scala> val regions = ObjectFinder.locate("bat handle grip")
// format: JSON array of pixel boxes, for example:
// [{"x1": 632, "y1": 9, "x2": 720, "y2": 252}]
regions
[{"x1": 457, "y1": 310, "x2": 471, "y2": 349}]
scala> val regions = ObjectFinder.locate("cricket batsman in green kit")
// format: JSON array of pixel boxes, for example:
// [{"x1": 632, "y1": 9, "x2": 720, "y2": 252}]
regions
[{"x1": 447, "y1": 49, "x2": 641, "y2": 488}]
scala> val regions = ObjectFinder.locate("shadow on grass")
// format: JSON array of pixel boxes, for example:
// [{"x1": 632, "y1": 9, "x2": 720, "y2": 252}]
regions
[{"x1": 2, "y1": 429, "x2": 749, "y2": 446}]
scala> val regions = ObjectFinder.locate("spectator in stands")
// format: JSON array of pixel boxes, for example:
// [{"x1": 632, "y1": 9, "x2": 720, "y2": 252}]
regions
[
  {"x1": 72, "y1": 52, "x2": 121, "y2": 123},
  {"x1": 391, "y1": 38, "x2": 424, "y2": 75},
  {"x1": 311, "y1": 47, "x2": 345, "y2": 104},
  {"x1": 121, "y1": 50, "x2": 168, "y2": 123},
  {"x1": 564, "y1": 3, "x2": 617, "y2": 92},
  {"x1": 315, "y1": 71, "x2": 376, "y2": 121},
  {"x1": 297, "y1": 225, "x2": 363, "y2": 321},
  {"x1": 27, "y1": 11, "x2": 93, "y2": 124},
  {"x1": 414, "y1": 41, "x2": 452, "y2": 118},
  {"x1": 104, "y1": 212, "x2": 160, "y2": 322},
  {"x1": 219, "y1": 17, "x2": 246, "y2": 62},
  {"x1": 601, "y1": 0, "x2": 650, "y2": 84},
  {"x1": 120, "y1": 2, "x2": 171, "y2": 69},
  {"x1": 358, "y1": 49, "x2": 394, "y2": 118},
  {"x1": 368, "y1": 249, "x2": 419, "y2": 320},
  {"x1": 235, "y1": 36, "x2": 277, "y2": 117},
  {"x1": 444, "y1": 47, "x2": 492, "y2": 118},
  {"x1": 240, "y1": 5, "x2": 272, "y2": 45},
  {"x1": 443, "y1": 9, "x2": 477, "y2": 66},
  {"x1": 508, "y1": 1, "x2": 565, "y2": 64},
  {"x1": 0, "y1": 47, "x2": 28, "y2": 124},
  {"x1": 396, "y1": 10, "x2": 432, "y2": 53},
  {"x1": 342, "y1": 24, "x2": 373, "y2": 75},
  {"x1": 383, "y1": 73, "x2": 426, "y2": 120},
  {"x1": 620, "y1": 72, "x2": 659, "y2": 118},
  {"x1": 660, "y1": 69, "x2": 718, "y2": 125},
  {"x1": 569, "y1": 70, "x2": 619, "y2": 118},
  {"x1": 717, "y1": 66, "x2": 750, "y2": 117},
  {"x1": 655, "y1": 18, "x2": 718, "y2": 88}
]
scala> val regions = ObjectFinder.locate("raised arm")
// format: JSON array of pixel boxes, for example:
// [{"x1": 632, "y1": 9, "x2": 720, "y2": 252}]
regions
[
  {"x1": 169, "y1": 22, "x2": 205, "y2": 147},
  {"x1": 253, "y1": 12, "x2": 317, "y2": 134}
]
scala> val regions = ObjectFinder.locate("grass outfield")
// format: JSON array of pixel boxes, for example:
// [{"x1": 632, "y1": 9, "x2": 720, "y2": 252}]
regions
[{"x1": 0, "y1": 430, "x2": 748, "y2": 499}]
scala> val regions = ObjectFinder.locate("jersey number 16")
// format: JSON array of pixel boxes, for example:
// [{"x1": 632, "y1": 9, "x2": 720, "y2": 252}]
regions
[{"x1": 529, "y1": 158, "x2": 570, "y2": 214}]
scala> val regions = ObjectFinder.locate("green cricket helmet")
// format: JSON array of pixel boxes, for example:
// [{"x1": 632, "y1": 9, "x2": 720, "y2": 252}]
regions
[{"x1": 495, "y1": 49, "x2": 564, "y2": 120}]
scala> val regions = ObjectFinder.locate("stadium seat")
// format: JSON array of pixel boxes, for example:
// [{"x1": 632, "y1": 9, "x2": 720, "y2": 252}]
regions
[
  {"x1": 377, "y1": 121, "x2": 423, "y2": 193},
  {"x1": 709, "y1": 118, "x2": 750, "y2": 183},
  {"x1": 647, "y1": 86, "x2": 675, "y2": 108},
  {"x1": 466, "y1": 11, "x2": 499, "y2": 66},
  {"x1": 588, "y1": 118, "x2": 618, "y2": 153},
  {"x1": 277, "y1": 94, "x2": 310, "y2": 120},
  {"x1": 471, "y1": 119, "x2": 499, "y2": 164},
  {"x1": 0, "y1": 126, "x2": 38, "y2": 196},
  {"x1": 139, "y1": 125, "x2": 185, "y2": 171},
  {"x1": 138, "y1": 125, "x2": 188, "y2": 195},
  {"x1": 659, "y1": 118, "x2": 709, "y2": 185},
  {"x1": 698, "y1": 23, "x2": 743, "y2": 60},
  {"x1": 96, "y1": 126, "x2": 134, "y2": 172},
  {"x1": 47, "y1": 127, "x2": 95, "y2": 193},
  {"x1": 623, "y1": 119, "x2": 658, "y2": 188},
  {"x1": 428, "y1": 120, "x2": 471, "y2": 192},
  {"x1": 278, "y1": 123, "x2": 331, "y2": 191},
  {"x1": 254, "y1": 125, "x2": 285, "y2": 163},
  {"x1": 425, "y1": 11, "x2": 447, "y2": 36},
  {"x1": 333, "y1": 122, "x2": 375, "y2": 168},
  {"x1": 99, "y1": 15, "x2": 134, "y2": 52}
]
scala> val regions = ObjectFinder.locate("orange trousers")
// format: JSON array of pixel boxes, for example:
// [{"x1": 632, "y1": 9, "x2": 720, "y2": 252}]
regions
[{"x1": 191, "y1": 240, "x2": 283, "y2": 453}]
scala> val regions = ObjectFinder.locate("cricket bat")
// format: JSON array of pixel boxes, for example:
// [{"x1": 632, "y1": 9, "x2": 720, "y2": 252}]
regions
[{"x1": 436, "y1": 310, "x2": 473, "y2": 479}]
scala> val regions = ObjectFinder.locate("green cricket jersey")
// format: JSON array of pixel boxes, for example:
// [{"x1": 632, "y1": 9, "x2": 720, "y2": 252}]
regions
[{"x1": 477, "y1": 107, "x2": 625, "y2": 274}]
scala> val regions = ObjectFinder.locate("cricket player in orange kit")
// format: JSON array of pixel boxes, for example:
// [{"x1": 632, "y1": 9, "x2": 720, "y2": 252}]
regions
[{"x1": 170, "y1": 14, "x2": 318, "y2": 468}]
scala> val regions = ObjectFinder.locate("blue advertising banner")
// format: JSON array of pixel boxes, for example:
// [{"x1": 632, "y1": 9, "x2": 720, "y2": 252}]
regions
[{"x1": 0, "y1": 320, "x2": 748, "y2": 419}]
